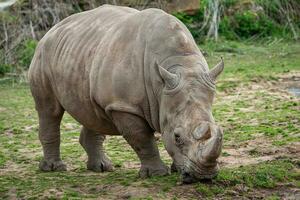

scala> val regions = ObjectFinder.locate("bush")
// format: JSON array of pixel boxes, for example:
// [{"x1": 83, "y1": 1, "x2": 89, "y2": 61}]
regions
[
  {"x1": 0, "y1": 64, "x2": 11, "y2": 76},
  {"x1": 0, "y1": 50, "x2": 10, "y2": 76},
  {"x1": 17, "y1": 39, "x2": 37, "y2": 70},
  {"x1": 0, "y1": 39, "x2": 37, "y2": 76},
  {"x1": 173, "y1": 9, "x2": 206, "y2": 43},
  {"x1": 173, "y1": 0, "x2": 297, "y2": 41},
  {"x1": 219, "y1": 16, "x2": 237, "y2": 40},
  {"x1": 233, "y1": 11, "x2": 282, "y2": 38}
]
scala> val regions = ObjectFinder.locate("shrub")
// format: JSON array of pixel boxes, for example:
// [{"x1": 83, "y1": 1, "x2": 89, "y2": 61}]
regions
[
  {"x1": 0, "y1": 50, "x2": 11, "y2": 76},
  {"x1": 17, "y1": 39, "x2": 37, "y2": 70},
  {"x1": 173, "y1": 0, "x2": 296, "y2": 41},
  {"x1": 0, "y1": 39, "x2": 38, "y2": 75},
  {"x1": 233, "y1": 11, "x2": 282, "y2": 38},
  {"x1": 0, "y1": 64, "x2": 11, "y2": 76},
  {"x1": 219, "y1": 16, "x2": 237, "y2": 40},
  {"x1": 173, "y1": 9, "x2": 206, "y2": 43}
]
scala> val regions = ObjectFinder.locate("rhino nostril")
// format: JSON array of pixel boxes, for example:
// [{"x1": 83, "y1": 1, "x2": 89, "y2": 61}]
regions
[
  {"x1": 193, "y1": 122, "x2": 211, "y2": 140},
  {"x1": 174, "y1": 130, "x2": 184, "y2": 146},
  {"x1": 174, "y1": 133, "x2": 180, "y2": 140}
]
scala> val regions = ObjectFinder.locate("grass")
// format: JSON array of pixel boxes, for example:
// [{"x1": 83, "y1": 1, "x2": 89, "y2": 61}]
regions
[
  {"x1": 203, "y1": 39, "x2": 300, "y2": 79},
  {"x1": 0, "y1": 40, "x2": 299, "y2": 199}
]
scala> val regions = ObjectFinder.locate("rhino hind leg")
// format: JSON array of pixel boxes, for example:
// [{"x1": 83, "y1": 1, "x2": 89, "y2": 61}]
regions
[
  {"x1": 79, "y1": 127, "x2": 114, "y2": 172},
  {"x1": 112, "y1": 112, "x2": 170, "y2": 178},
  {"x1": 31, "y1": 86, "x2": 67, "y2": 172}
]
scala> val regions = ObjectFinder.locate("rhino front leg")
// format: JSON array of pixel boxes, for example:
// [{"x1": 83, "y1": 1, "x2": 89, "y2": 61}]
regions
[
  {"x1": 79, "y1": 127, "x2": 114, "y2": 172},
  {"x1": 112, "y1": 112, "x2": 169, "y2": 178}
]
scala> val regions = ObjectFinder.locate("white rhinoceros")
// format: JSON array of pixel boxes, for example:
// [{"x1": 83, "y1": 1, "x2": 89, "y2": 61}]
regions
[{"x1": 29, "y1": 5, "x2": 224, "y2": 183}]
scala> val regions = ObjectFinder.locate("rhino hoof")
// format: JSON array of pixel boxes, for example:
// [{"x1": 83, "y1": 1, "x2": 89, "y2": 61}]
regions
[
  {"x1": 39, "y1": 159, "x2": 67, "y2": 172},
  {"x1": 139, "y1": 165, "x2": 170, "y2": 178},
  {"x1": 87, "y1": 159, "x2": 114, "y2": 172}
]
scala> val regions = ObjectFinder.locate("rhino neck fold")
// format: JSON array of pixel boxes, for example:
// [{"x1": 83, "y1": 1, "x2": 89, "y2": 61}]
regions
[{"x1": 143, "y1": 48, "x2": 161, "y2": 133}]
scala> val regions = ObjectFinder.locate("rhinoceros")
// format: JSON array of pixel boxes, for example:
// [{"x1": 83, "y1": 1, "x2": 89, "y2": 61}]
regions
[{"x1": 28, "y1": 5, "x2": 224, "y2": 183}]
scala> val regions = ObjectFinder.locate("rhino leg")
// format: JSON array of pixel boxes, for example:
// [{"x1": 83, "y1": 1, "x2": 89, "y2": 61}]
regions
[
  {"x1": 112, "y1": 112, "x2": 169, "y2": 178},
  {"x1": 79, "y1": 127, "x2": 114, "y2": 172},
  {"x1": 31, "y1": 87, "x2": 67, "y2": 172}
]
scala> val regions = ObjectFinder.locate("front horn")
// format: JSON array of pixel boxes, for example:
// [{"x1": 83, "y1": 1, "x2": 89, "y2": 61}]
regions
[{"x1": 201, "y1": 127, "x2": 223, "y2": 162}]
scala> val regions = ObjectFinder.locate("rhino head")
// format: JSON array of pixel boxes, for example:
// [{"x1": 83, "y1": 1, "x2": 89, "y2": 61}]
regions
[{"x1": 158, "y1": 58, "x2": 224, "y2": 183}]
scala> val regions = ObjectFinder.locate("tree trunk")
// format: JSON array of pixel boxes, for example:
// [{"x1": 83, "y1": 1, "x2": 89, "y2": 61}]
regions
[{"x1": 206, "y1": 0, "x2": 220, "y2": 41}]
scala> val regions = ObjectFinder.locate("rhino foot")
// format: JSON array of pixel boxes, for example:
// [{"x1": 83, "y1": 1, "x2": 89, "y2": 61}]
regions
[
  {"x1": 139, "y1": 164, "x2": 170, "y2": 178},
  {"x1": 87, "y1": 157, "x2": 114, "y2": 172},
  {"x1": 39, "y1": 159, "x2": 67, "y2": 172}
]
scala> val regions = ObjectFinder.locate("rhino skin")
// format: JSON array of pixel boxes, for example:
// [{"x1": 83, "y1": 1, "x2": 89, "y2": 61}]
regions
[{"x1": 28, "y1": 5, "x2": 224, "y2": 183}]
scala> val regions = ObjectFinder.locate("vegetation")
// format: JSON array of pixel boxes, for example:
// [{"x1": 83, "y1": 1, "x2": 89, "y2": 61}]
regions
[
  {"x1": 0, "y1": 0, "x2": 299, "y2": 75},
  {"x1": 174, "y1": 0, "x2": 300, "y2": 42},
  {"x1": 0, "y1": 40, "x2": 299, "y2": 199}
]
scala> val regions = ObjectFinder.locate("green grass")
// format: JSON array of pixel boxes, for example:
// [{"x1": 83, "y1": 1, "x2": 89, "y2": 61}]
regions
[
  {"x1": 0, "y1": 41, "x2": 299, "y2": 199},
  {"x1": 203, "y1": 40, "x2": 300, "y2": 80},
  {"x1": 216, "y1": 160, "x2": 296, "y2": 188}
]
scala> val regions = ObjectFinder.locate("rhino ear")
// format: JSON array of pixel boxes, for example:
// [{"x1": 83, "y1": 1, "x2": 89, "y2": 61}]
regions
[
  {"x1": 158, "y1": 65, "x2": 180, "y2": 90},
  {"x1": 209, "y1": 58, "x2": 224, "y2": 81}
]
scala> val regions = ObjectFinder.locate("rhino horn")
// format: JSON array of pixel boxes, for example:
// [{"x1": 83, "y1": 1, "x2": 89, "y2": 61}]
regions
[
  {"x1": 201, "y1": 126, "x2": 223, "y2": 162},
  {"x1": 209, "y1": 58, "x2": 224, "y2": 81},
  {"x1": 158, "y1": 65, "x2": 179, "y2": 89}
]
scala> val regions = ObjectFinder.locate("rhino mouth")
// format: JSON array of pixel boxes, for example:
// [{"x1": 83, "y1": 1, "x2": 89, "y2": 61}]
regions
[
  {"x1": 181, "y1": 158, "x2": 219, "y2": 184},
  {"x1": 181, "y1": 124, "x2": 223, "y2": 184}
]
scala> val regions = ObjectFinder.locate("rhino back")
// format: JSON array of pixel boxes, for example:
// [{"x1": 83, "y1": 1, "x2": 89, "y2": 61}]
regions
[
  {"x1": 29, "y1": 5, "x2": 201, "y2": 134},
  {"x1": 29, "y1": 5, "x2": 140, "y2": 134}
]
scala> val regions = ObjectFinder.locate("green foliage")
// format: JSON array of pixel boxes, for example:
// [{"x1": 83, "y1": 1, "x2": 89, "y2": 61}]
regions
[
  {"x1": 0, "y1": 49, "x2": 11, "y2": 75},
  {"x1": 173, "y1": 0, "x2": 299, "y2": 41},
  {"x1": 173, "y1": 10, "x2": 206, "y2": 42},
  {"x1": 219, "y1": 16, "x2": 237, "y2": 40},
  {"x1": 0, "y1": 63, "x2": 11, "y2": 76},
  {"x1": 0, "y1": 39, "x2": 38, "y2": 75},
  {"x1": 233, "y1": 11, "x2": 282, "y2": 38},
  {"x1": 0, "y1": 11, "x2": 18, "y2": 23},
  {"x1": 17, "y1": 39, "x2": 38, "y2": 70},
  {"x1": 222, "y1": 0, "x2": 239, "y2": 8},
  {"x1": 255, "y1": 0, "x2": 300, "y2": 26}
]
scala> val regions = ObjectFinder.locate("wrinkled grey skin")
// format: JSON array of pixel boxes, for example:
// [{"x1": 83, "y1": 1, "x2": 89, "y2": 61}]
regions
[{"x1": 28, "y1": 5, "x2": 224, "y2": 183}]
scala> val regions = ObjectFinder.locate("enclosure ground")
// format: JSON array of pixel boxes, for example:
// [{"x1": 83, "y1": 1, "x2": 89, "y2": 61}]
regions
[{"x1": 0, "y1": 41, "x2": 299, "y2": 199}]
